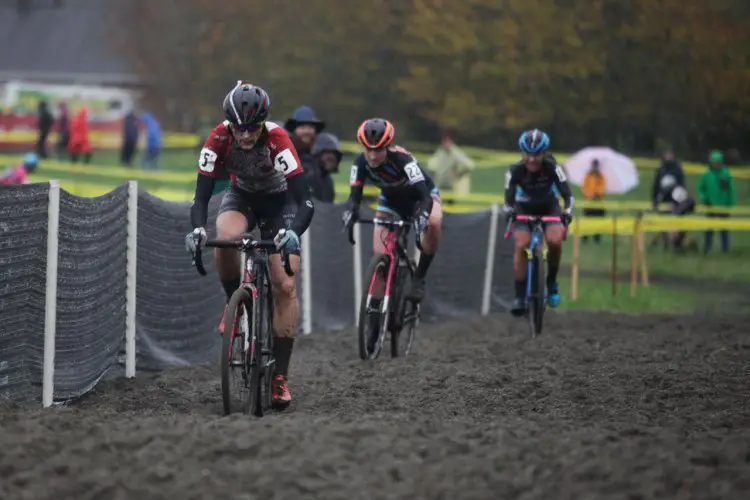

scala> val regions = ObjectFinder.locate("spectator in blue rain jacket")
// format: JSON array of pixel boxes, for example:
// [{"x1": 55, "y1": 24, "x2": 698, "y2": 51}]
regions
[{"x1": 141, "y1": 112, "x2": 162, "y2": 170}]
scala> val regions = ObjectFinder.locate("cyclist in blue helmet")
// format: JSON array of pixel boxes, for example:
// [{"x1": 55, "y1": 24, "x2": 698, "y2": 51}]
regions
[{"x1": 502, "y1": 129, "x2": 574, "y2": 315}]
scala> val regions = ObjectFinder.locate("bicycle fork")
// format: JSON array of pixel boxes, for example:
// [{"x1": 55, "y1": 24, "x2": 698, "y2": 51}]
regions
[
  {"x1": 366, "y1": 257, "x2": 397, "y2": 319},
  {"x1": 525, "y1": 233, "x2": 548, "y2": 299}
]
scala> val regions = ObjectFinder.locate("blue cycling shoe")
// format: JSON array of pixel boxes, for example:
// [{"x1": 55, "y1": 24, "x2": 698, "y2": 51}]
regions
[{"x1": 547, "y1": 283, "x2": 561, "y2": 308}]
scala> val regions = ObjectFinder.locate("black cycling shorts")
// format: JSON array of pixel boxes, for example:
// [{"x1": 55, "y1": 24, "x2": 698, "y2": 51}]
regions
[
  {"x1": 218, "y1": 184, "x2": 300, "y2": 255},
  {"x1": 376, "y1": 187, "x2": 441, "y2": 221},
  {"x1": 513, "y1": 202, "x2": 562, "y2": 233}
]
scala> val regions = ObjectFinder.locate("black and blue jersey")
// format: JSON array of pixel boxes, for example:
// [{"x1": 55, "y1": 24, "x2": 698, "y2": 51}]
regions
[{"x1": 504, "y1": 154, "x2": 574, "y2": 210}]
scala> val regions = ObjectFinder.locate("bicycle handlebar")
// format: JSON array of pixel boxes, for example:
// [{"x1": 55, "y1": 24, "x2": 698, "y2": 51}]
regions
[
  {"x1": 346, "y1": 217, "x2": 422, "y2": 252},
  {"x1": 503, "y1": 215, "x2": 568, "y2": 240},
  {"x1": 192, "y1": 233, "x2": 294, "y2": 277}
]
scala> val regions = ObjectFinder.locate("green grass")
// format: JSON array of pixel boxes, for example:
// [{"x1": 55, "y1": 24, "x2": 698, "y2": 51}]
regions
[
  {"x1": 556, "y1": 276, "x2": 702, "y2": 314},
  {"x1": 4, "y1": 148, "x2": 749, "y2": 315},
  {"x1": 562, "y1": 233, "x2": 750, "y2": 283}
]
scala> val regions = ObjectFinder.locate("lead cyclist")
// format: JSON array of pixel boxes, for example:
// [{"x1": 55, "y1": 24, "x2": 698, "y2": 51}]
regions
[{"x1": 185, "y1": 81, "x2": 314, "y2": 409}]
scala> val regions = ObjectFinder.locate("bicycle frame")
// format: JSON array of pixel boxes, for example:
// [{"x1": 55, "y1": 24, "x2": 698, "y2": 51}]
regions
[
  {"x1": 354, "y1": 218, "x2": 413, "y2": 317},
  {"x1": 504, "y1": 215, "x2": 567, "y2": 299}
]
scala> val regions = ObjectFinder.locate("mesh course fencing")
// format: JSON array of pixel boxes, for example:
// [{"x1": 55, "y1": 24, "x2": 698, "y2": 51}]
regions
[
  {"x1": 0, "y1": 183, "x2": 514, "y2": 406},
  {"x1": 0, "y1": 184, "x2": 49, "y2": 403}
]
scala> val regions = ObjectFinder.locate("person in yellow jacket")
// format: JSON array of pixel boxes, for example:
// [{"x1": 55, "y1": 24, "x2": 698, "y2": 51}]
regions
[
  {"x1": 427, "y1": 132, "x2": 475, "y2": 202},
  {"x1": 581, "y1": 159, "x2": 607, "y2": 243}
]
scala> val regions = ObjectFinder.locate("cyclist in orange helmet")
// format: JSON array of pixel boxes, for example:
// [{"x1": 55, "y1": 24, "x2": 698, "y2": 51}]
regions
[{"x1": 343, "y1": 118, "x2": 443, "y2": 303}]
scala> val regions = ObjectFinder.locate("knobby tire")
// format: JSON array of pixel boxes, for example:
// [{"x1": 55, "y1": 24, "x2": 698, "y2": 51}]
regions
[
  {"x1": 222, "y1": 287, "x2": 253, "y2": 416},
  {"x1": 256, "y1": 266, "x2": 275, "y2": 415},
  {"x1": 528, "y1": 246, "x2": 546, "y2": 337},
  {"x1": 358, "y1": 254, "x2": 390, "y2": 361},
  {"x1": 391, "y1": 262, "x2": 418, "y2": 358}
]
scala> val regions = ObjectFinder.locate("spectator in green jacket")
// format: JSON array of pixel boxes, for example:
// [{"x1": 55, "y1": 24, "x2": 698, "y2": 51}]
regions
[{"x1": 698, "y1": 150, "x2": 735, "y2": 254}]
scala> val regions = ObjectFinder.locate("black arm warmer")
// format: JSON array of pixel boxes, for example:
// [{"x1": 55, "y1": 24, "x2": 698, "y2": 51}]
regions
[
  {"x1": 414, "y1": 181, "x2": 434, "y2": 216},
  {"x1": 556, "y1": 178, "x2": 574, "y2": 209},
  {"x1": 287, "y1": 173, "x2": 315, "y2": 235},
  {"x1": 504, "y1": 173, "x2": 517, "y2": 207},
  {"x1": 190, "y1": 174, "x2": 216, "y2": 228},
  {"x1": 349, "y1": 183, "x2": 364, "y2": 209}
]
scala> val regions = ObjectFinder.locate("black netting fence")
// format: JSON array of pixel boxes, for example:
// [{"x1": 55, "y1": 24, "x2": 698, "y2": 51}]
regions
[
  {"x1": 0, "y1": 184, "x2": 514, "y2": 405},
  {"x1": 135, "y1": 191, "x2": 223, "y2": 371},
  {"x1": 53, "y1": 186, "x2": 129, "y2": 400},
  {"x1": 0, "y1": 184, "x2": 49, "y2": 403}
]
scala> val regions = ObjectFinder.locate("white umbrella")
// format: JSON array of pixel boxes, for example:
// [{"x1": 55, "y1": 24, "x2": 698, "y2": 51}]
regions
[{"x1": 564, "y1": 147, "x2": 639, "y2": 195}]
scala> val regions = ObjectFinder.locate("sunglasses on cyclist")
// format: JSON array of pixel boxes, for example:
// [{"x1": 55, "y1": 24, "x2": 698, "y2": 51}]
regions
[{"x1": 233, "y1": 122, "x2": 263, "y2": 133}]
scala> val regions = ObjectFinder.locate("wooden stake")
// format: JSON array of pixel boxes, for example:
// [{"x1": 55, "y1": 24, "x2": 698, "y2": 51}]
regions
[
  {"x1": 630, "y1": 214, "x2": 641, "y2": 297},
  {"x1": 637, "y1": 221, "x2": 650, "y2": 287},
  {"x1": 611, "y1": 215, "x2": 618, "y2": 296},
  {"x1": 571, "y1": 216, "x2": 581, "y2": 301}
]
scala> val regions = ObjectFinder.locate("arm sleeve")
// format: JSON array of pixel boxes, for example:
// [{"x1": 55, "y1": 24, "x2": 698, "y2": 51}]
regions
[
  {"x1": 581, "y1": 174, "x2": 592, "y2": 199},
  {"x1": 348, "y1": 161, "x2": 366, "y2": 207},
  {"x1": 413, "y1": 180, "x2": 434, "y2": 216},
  {"x1": 697, "y1": 174, "x2": 708, "y2": 203},
  {"x1": 503, "y1": 167, "x2": 518, "y2": 206},
  {"x1": 652, "y1": 169, "x2": 662, "y2": 203},
  {"x1": 190, "y1": 174, "x2": 216, "y2": 228},
  {"x1": 552, "y1": 163, "x2": 574, "y2": 209},
  {"x1": 451, "y1": 146, "x2": 475, "y2": 174},
  {"x1": 286, "y1": 173, "x2": 315, "y2": 235},
  {"x1": 676, "y1": 166, "x2": 686, "y2": 187}
]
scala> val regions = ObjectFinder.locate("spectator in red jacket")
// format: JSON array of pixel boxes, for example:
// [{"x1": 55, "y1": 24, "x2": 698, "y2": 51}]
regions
[{"x1": 68, "y1": 106, "x2": 92, "y2": 163}]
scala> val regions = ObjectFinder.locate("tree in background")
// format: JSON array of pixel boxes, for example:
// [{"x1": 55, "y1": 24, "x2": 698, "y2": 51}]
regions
[{"x1": 111, "y1": 0, "x2": 750, "y2": 159}]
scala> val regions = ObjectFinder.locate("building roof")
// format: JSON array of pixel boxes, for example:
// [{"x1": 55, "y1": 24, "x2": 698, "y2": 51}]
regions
[{"x1": 0, "y1": 0, "x2": 139, "y2": 85}]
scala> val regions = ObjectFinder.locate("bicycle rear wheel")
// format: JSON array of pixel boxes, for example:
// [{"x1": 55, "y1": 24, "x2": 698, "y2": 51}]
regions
[
  {"x1": 391, "y1": 263, "x2": 418, "y2": 357},
  {"x1": 358, "y1": 254, "x2": 390, "y2": 360},
  {"x1": 527, "y1": 246, "x2": 546, "y2": 337},
  {"x1": 221, "y1": 287, "x2": 253, "y2": 415}
]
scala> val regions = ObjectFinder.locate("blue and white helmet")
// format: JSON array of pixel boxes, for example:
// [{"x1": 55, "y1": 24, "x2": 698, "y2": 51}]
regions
[
  {"x1": 23, "y1": 152, "x2": 39, "y2": 169},
  {"x1": 518, "y1": 129, "x2": 550, "y2": 155}
]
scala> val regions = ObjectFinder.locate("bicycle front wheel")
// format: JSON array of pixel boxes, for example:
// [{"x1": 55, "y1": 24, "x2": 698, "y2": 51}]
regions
[
  {"x1": 391, "y1": 263, "x2": 418, "y2": 358},
  {"x1": 221, "y1": 287, "x2": 253, "y2": 416},
  {"x1": 528, "y1": 246, "x2": 546, "y2": 337},
  {"x1": 255, "y1": 267, "x2": 275, "y2": 416},
  {"x1": 358, "y1": 254, "x2": 390, "y2": 361}
]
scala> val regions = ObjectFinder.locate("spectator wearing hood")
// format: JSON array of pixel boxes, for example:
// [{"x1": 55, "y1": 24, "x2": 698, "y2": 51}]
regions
[
  {"x1": 141, "y1": 112, "x2": 163, "y2": 170},
  {"x1": 651, "y1": 149, "x2": 686, "y2": 209},
  {"x1": 310, "y1": 132, "x2": 342, "y2": 202},
  {"x1": 55, "y1": 102, "x2": 70, "y2": 160},
  {"x1": 68, "y1": 106, "x2": 92, "y2": 163},
  {"x1": 121, "y1": 110, "x2": 140, "y2": 166},
  {"x1": 698, "y1": 150, "x2": 735, "y2": 254},
  {"x1": 285, "y1": 105, "x2": 325, "y2": 181},
  {"x1": 36, "y1": 100, "x2": 54, "y2": 158}
]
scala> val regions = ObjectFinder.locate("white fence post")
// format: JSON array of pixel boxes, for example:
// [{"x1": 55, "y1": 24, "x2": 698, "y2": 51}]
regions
[
  {"x1": 301, "y1": 229, "x2": 312, "y2": 335},
  {"x1": 352, "y1": 223, "x2": 362, "y2": 327},
  {"x1": 481, "y1": 204, "x2": 500, "y2": 316},
  {"x1": 125, "y1": 181, "x2": 138, "y2": 378},
  {"x1": 43, "y1": 180, "x2": 61, "y2": 408}
]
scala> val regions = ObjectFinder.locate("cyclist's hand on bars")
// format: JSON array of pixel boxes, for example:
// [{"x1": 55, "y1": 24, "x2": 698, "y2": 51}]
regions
[
  {"x1": 562, "y1": 207, "x2": 573, "y2": 226},
  {"x1": 342, "y1": 206, "x2": 359, "y2": 230},
  {"x1": 185, "y1": 227, "x2": 206, "y2": 254},
  {"x1": 501, "y1": 204, "x2": 516, "y2": 221},
  {"x1": 414, "y1": 210, "x2": 429, "y2": 235},
  {"x1": 274, "y1": 228, "x2": 300, "y2": 254}
]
